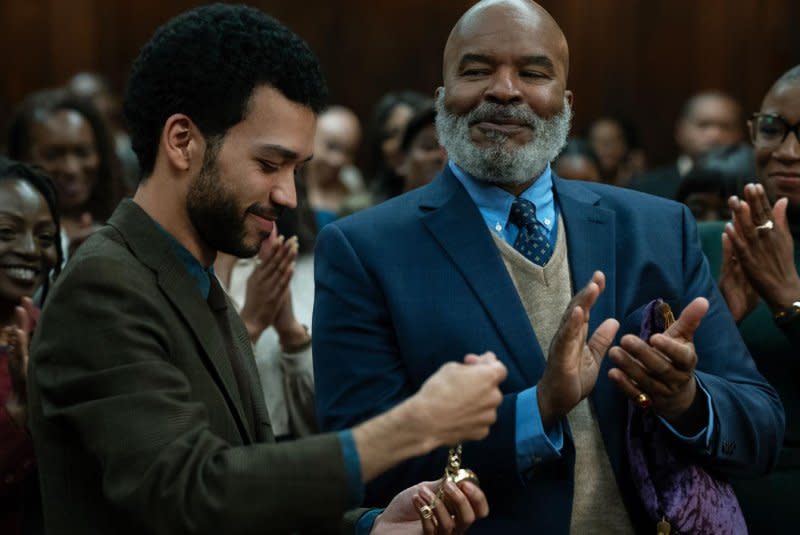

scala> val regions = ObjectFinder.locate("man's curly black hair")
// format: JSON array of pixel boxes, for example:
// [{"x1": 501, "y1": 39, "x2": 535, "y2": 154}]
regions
[{"x1": 124, "y1": 4, "x2": 328, "y2": 180}]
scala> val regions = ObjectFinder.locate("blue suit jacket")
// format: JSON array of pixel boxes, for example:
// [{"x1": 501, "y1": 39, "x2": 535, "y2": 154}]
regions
[{"x1": 312, "y1": 167, "x2": 784, "y2": 534}]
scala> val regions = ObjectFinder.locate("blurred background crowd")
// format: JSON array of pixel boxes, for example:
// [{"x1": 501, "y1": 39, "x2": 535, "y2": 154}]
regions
[{"x1": 1, "y1": 1, "x2": 799, "y2": 533}]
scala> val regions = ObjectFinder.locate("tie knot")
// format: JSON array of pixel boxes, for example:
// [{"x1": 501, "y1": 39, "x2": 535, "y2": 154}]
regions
[{"x1": 509, "y1": 197, "x2": 538, "y2": 230}]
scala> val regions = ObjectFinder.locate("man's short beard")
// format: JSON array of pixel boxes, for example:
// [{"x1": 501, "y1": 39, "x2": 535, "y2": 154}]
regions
[
  {"x1": 435, "y1": 91, "x2": 572, "y2": 185},
  {"x1": 186, "y1": 138, "x2": 258, "y2": 258}
]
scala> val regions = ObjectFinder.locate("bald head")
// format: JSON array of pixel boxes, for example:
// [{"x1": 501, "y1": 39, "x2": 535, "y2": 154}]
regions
[
  {"x1": 443, "y1": 0, "x2": 569, "y2": 83},
  {"x1": 317, "y1": 106, "x2": 361, "y2": 144},
  {"x1": 309, "y1": 105, "x2": 362, "y2": 184}
]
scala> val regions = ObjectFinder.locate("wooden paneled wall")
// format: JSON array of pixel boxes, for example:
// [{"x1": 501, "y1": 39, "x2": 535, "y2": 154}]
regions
[{"x1": 2, "y1": 0, "x2": 798, "y2": 165}]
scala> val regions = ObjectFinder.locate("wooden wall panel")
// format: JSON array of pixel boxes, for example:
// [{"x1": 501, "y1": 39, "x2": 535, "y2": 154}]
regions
[{"x1": 2, "y1": 0, "x2": 798, "y2": 165}]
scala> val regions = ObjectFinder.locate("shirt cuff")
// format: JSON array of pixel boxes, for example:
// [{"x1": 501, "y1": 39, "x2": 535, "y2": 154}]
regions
[
  {"x1": 354, "y1": 509, "x2": 383, "y2": 535},
  {"x1": 338, "y1": 430, "x2": 365, "y2": 508},
  {"x1": 516, "y1": 386, "x2": 564, "y2": 477},
  {"x1": 657, "y1": 377, "x2": 714, "y2": 449}
]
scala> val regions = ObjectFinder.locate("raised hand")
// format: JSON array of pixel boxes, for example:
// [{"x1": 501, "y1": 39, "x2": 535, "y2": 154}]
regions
[
  {"x1": 372, "y1": 480, "x2": 489, "y2": 535},
  {"x1": 537, "y1": 271, "x2": 620, "y2": 428},
  {"x1": 609, "y1": 297, "x2": 709, "y2": 431},
  {"x1": 725, "y1": 183, "x2": 800, "y2": 313},
  {"x1": 411, "y1": 352, "x2": 507, "y2": 448},
  {"x1": 3, "y1": 297, "x2": 34, "y2": 427},
  {"x1": 719, "y1": 231, "x2": 760, "y2": 322},
  {"x1": 239, "y1": 232, "x2": 298, "y2": 343},
  {"x1": 352, "y1": 352, "x2": 506, "y2": 483}
]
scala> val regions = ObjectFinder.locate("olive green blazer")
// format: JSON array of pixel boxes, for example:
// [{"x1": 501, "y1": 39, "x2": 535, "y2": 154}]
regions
[{"x1": 28, "y1": 200, "x2": 362, "y2": 535}]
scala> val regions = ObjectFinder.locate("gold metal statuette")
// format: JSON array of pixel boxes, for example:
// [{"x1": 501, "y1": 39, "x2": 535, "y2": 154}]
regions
[{"x1": 433, "y1": 444, "x2": 479, "y2": 505}]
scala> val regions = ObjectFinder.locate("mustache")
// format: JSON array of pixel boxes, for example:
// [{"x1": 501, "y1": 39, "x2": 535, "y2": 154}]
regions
[
  {"x1": 464, "y1": 102, "x2": 539, "y2": 128},
  {"x1": 246, "y1": 204, "x2": 284, "y2": 221}
]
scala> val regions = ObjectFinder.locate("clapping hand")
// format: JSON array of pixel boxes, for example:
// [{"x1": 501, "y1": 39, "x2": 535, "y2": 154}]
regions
[
  {"x1": 537, "y1": 271, "x2": 620, "y2": 428},
  {"x1": 724, "y1": 183, "x2": 800, "y2": 316},
  {"x1": 609, "y1": 297, "x2": 709, "y2": 432},
  {"x1": 239, "y1": 229, "x2": 298, "y2": 343},
  {"x1": 3, "y1": 297, "x2": 34, "y2": 427}
]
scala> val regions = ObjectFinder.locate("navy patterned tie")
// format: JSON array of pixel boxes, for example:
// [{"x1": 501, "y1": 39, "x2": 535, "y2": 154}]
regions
[{"x1": 509, "y1": 197, "x2": 553, "y2": 266}]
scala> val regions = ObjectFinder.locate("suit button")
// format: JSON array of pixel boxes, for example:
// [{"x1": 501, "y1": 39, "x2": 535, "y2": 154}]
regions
[{"x1": 721, "y1": 440, "x2": 736, "y2": 455}]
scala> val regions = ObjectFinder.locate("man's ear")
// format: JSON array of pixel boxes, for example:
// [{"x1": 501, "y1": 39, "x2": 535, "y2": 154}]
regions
[
  {"x1": 161, "y1": 114, "x2": 202, "y2": 172},
  {"x1": 565, "y1": 89, "x2": 574, "y2": 108}
]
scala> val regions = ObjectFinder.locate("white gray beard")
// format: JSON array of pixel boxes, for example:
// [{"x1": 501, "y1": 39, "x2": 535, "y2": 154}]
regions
[{"x1": 435, "y1": 91, "x2": 573, "y2": 185}]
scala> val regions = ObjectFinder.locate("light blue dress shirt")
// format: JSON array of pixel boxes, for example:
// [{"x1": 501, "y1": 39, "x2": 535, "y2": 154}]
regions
[{"x1": 449, "y1": 160, "x2": 715, "y2": 478}]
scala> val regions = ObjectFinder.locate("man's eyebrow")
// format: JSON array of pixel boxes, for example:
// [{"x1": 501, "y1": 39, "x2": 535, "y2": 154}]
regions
[
  {"x1": 458, "y1": 53, "x2": 555, "y2": 72},
  {"x1": 254, "y1": 144, "x2": 312, "y2": 163},
  {"x1": 458, "y1": 53, "x2": 494, "y2": 69},
  {"x1": 518, "y1": 55, "x2": 555, "y2": 72}
]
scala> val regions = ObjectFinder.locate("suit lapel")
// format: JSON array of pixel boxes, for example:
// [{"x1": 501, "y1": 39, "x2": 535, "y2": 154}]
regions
[
  {"x1": 554, "y1": 178, "x2": 626, "y2": 475},
  {"x1": 106, "y1": 200, "x2": 254, "y2": 443},
  {"x1": 419, "y1": 169, "x2": 545, "y2": 385},
  {"x1": 225, "y1": 301, "x2": 274, "y2": 442}
]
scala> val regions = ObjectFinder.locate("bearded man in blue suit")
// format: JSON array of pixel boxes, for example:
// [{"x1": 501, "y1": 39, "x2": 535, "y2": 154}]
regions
[{"x1": 312, "y1": 1, "x2": 784, "y2": 533}]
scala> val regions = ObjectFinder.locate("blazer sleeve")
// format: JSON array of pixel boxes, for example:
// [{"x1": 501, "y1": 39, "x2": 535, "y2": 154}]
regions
[
  {"x1": 30, "y1": 254, "x2": 354, "y2": 535},
  {"x1": 313, "y1": 222, "x2": 520, "y2": 507},
  {"x1": 678, "y1": 205, "x2": 785, "y2": 477}
]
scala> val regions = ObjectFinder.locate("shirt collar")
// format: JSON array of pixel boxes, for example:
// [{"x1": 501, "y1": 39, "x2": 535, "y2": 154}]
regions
[
  {"x1": 448, "y1": 160, "x2": 556, "y2": 234},
  {"x1": 151, "y1": 219, "x2": 215, "y2": 300}
]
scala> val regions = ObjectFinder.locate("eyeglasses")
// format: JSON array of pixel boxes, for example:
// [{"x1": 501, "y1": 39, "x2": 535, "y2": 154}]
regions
[{"x1": 749, "y1": 113, "x2": 800, "y2": 151}]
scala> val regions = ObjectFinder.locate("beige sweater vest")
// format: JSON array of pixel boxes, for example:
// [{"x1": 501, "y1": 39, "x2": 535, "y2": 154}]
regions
[{"x1": 492, "y1": 218, "x2": 634, "y2": 534}]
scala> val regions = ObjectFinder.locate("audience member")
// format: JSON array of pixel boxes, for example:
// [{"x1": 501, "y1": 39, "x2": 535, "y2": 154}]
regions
[
  {"x1": 67, "y1": 72, "x2": 140, "y2": 193},
  {"x1": 363, "y1": 90, "x2": 428, "y2": 203},
  {"x1": 305, "y1": 105, "x2": 362, "y2": 229},
  {"x1": 313, "y1": 1, "x2": 784, "y2": 533},
  {"x1": 676, "y1": 144, "x2": 753, "y2": 221},
  {"x1": 697, "y1": 65, "x2": 800, "y2": 534},
  {"x1": 554, "y1": 138, "x2": 601, "y2": 182},
  {"x1": 397, "y1": 103, "x2": 447, "y2": 192},
  {"x1": 26, "y1": 6, "x2": 504, "y2": 534},
  {"x1": 6, "y1": 89, "x2": 125, "y2": 260},
  {"x1": 587, "y1": 116, "x2": 645, "y2": 185},
  {"x1": 215, "y1": 191, "x2": 319, "y2": 439},
  {"x1": 630, "y1": 90, "x2": 743, "y2": 199},
  {"x1": 0, "y1": 158, "x2": 61, "y2": 535}
]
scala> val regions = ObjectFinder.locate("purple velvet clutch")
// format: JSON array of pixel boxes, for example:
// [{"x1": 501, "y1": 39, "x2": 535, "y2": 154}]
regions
[{"x1": 625, "y1": 299, "x2": 748, "y2": 534}]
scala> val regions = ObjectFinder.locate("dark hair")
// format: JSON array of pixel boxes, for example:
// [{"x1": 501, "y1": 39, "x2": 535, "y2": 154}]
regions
[
  {"x1": 124, "y1": 4, "x2": 327, "y2": 179},
  {"x1": 588, "y1": 115, "x2": 642, "y2": 151},
  {"x1": 5, "y1": 88, "x2": 124, "y2": 222},
  {"x1": 556, "y1": 138, "x2": 601, "y2": 169},
  {"x1": 677, "y1": 144, "x2": 753, "y2": 204},
  {"x1": 365, "y1": 90, "x2": 428, "y2": 201},
  {"x1": 0, "y1": 157, "x2": 63, "y2": 301},
  {"x1": 400, "y1": 102, "x2": 436, "y2": 154}
]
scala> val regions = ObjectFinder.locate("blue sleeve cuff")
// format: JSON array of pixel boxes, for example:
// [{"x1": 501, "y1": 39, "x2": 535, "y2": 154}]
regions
[
  {"x1": 354, "y1": 508, "x2": 383, "y2": 535},
  {"x1": 657, "y1": 377, "x2": 714, "y2": 449},
  {"x1": 338, "y1": 430, "x2": 365, "y2": 508},
  {"x1": 516, "y1": 386, "x2": 564, "y2": 476}
]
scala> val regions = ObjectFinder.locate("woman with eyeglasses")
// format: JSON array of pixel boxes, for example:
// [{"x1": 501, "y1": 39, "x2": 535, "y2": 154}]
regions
[{"x1": 696, "y1": 65, "x2": 800, "y2": 534}]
